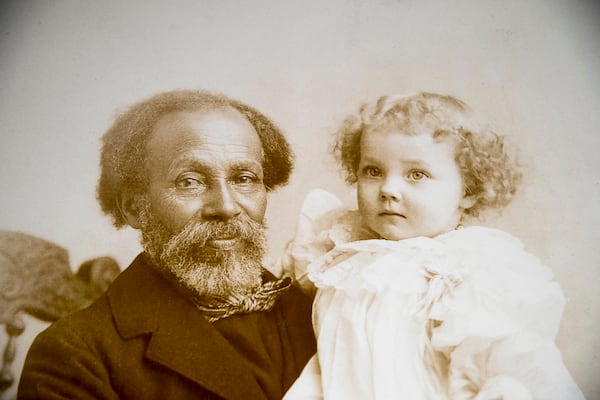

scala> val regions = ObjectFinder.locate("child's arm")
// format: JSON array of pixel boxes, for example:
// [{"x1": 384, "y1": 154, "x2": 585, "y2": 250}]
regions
[{"x1": 448, "y1": 332, "x2": 584, "y2": 400}]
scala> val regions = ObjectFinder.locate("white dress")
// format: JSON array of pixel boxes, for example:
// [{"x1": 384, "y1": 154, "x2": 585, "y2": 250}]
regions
[{"x1": 281, "y1": 189, "x2": 584, "y2": 400}]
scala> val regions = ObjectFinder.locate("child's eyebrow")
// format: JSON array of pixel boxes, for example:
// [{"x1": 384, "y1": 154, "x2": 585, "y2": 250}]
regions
[
  {"x1": 401, "y1": 159, "x2": 429, "y2": 166},
  {"x1": 359, "y1": 156, "x2": 381, "y2": 164},
  {"x1": 361, "y1": 156, "x2": 428, "y2": 167}
]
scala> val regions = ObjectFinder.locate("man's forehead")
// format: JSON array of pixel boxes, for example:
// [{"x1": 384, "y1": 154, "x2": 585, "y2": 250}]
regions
[
  {"x1": 150, "y1": 106, "x2": 258, "y2": 142},
  {"x1": 170, "y1": 151, "x2": 263, "y2": 171},
  {"x1": 153, "y1": 106, "x2": 248, "y2": 131},
  {"x1": 145, "y1": 107, "x2": 264, "y2": 172}
]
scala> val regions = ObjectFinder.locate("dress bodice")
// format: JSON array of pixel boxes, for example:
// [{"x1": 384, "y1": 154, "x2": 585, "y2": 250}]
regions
[{"x1": 281, "y1": 189, "x2": 584, "y2": 400}]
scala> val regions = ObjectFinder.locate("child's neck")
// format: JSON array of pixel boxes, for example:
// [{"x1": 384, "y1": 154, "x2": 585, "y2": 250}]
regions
[{"x1": 359, "y1": 223, "x2": 464, "y2": 241}]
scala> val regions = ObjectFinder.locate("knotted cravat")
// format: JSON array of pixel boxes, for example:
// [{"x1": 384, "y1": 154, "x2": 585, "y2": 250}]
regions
[{"x1": 195, "y1": 276, "x2": 292, "y2": 322}]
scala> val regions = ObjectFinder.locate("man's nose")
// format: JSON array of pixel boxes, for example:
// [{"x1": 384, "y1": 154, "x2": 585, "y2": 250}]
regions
[
  {"x1": 201, "y1": 181, "x2": 242, "y2": 221},
  {"x1": 379, "y1": 177, "x2": 403, "y2": 201}
]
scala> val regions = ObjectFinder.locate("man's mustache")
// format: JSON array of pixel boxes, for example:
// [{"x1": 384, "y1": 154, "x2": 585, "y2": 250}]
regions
[{"x1": 165, "y1": 214, "x2": 265, "y2": 250}]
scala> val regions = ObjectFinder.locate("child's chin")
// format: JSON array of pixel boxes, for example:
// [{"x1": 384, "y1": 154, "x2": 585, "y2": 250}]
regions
[{"x1": 378, "y1": 228, "x2": 411, "y2": 241}]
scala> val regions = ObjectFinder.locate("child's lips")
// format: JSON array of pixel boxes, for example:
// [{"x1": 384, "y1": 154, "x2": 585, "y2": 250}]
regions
[{"x1": 379, "y1": 211, "x2": 406, "y2": 219}]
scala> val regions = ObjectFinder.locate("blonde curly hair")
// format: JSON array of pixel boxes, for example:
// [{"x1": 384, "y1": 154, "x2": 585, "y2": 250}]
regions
[{"x1": 331, "y1": 92, "x2": 522, "y2": 218}]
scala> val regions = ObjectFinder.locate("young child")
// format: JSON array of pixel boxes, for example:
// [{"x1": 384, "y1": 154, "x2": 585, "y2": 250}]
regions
[{"x1": 281, "y1": 93, "x2": 584, "y2": 399}]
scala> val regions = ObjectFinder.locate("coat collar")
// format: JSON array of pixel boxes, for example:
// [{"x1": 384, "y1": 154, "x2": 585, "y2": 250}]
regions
[{"x1": 107, "y1": 253, "x2": 267, "y2": 400}]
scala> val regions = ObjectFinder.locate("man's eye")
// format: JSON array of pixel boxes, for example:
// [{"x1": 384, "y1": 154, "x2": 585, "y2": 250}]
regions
[
  {"x1": 361, "y1": 166, "x2": 381, "y2": 177},
  {"x1": 233, "y1": 173, "x2": 259, "y2": 185},
  {"x1": 407, "y1": 170, "x2": 429, "y2": 181},
  {"x1": 176, "y1": 176, "x2": 203, "y2": 188}
]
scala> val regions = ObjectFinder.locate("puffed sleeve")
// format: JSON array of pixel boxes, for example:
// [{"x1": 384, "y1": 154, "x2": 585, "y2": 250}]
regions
[
  {"x1": 279, "y1": 189, "x2": 353, "y2": 296},
  {"x1": 430, "y1": 227, "x2": 585, "y2": 400}
]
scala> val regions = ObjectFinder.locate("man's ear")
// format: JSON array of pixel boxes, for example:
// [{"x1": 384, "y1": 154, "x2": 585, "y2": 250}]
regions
[
  {"x1": 460, "y1": 194, "x2": 477, "y2": 210},
  {"x1": 117, "y1": 191, "x2": 144, "y2": 229}
]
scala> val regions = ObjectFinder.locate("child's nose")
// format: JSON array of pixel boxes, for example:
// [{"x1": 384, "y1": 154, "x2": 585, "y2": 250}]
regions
[{"x1": 379, "y1": 178, "x2": 403, "y2": 201}]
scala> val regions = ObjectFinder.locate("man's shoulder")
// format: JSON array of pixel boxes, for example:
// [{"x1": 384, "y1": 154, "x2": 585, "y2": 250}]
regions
[
  {"x1": 35, "y1": 263, "x2": 134, "y2": 343},
  {"x1": 32, "y1": 253, "x2": 151, "y2": 344}
]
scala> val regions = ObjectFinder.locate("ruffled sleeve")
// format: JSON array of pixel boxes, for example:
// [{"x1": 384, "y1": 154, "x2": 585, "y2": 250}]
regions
[
  {"x1": 279, "y1": 189, "x2": 362, "y2": 296},
  {"x1": 431, "y1": 227, "x2": 564, "y2": 346},
  {"x1": 430, "y1": 227, "x2": 585, "y2": 400}
]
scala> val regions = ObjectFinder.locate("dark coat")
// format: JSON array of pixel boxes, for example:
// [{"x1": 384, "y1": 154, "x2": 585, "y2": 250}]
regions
[{"x1": 17, "y1": 253, "x2": 316, "y2": 400}]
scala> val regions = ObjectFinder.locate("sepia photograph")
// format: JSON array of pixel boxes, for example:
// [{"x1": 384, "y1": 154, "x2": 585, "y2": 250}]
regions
[{"x1": 1, "y1": 1, "x2": 598, "y2": 399}]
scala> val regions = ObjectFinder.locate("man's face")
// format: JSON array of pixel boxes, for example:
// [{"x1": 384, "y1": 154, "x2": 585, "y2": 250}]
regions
[
  {"x1": 136, "y1": 107, "x2": 269, "y2": 298},
  {"x1": 144, "y1": 106, "x2": 268, "y2": 236}
]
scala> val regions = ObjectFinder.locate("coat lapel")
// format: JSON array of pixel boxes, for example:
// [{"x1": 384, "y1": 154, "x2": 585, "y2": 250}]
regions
[{"x1": 108, "y1": 254, "x2": 267, "y2": 400}]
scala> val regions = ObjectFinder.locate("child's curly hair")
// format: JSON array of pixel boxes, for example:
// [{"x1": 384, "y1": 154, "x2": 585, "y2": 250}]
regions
[{"x1": 331, "y1": 92, "x2": 522, "y2": 218}]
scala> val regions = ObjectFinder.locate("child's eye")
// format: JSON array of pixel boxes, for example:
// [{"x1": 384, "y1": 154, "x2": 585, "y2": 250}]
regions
[
  {"x1": 407, "y1": 170, "x2": 429, "y2": 181},
  {"x1": 361, "y1": 166, "x2": 382, "y2": 177}
]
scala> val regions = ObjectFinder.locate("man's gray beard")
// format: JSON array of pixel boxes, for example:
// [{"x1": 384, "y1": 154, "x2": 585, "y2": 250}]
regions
[{"x1": 137, "y1": 200, "x2": 267, "y2": 301}]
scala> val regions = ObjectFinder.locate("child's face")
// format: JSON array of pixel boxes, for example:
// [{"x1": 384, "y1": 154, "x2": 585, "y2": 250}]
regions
[{"x1": 357, "y1": 127, "x2": 474, "y2": 240}]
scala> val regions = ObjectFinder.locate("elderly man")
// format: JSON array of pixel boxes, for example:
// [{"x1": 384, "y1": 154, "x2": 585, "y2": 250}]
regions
[{"x1": 18, "y1": 90, "x2": 316, "y2": 399}]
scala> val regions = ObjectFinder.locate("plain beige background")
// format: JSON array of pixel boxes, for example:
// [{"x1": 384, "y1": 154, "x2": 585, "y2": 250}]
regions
[{"x1": 1, "y1": 1, "x2": 598, "y2": 399}]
